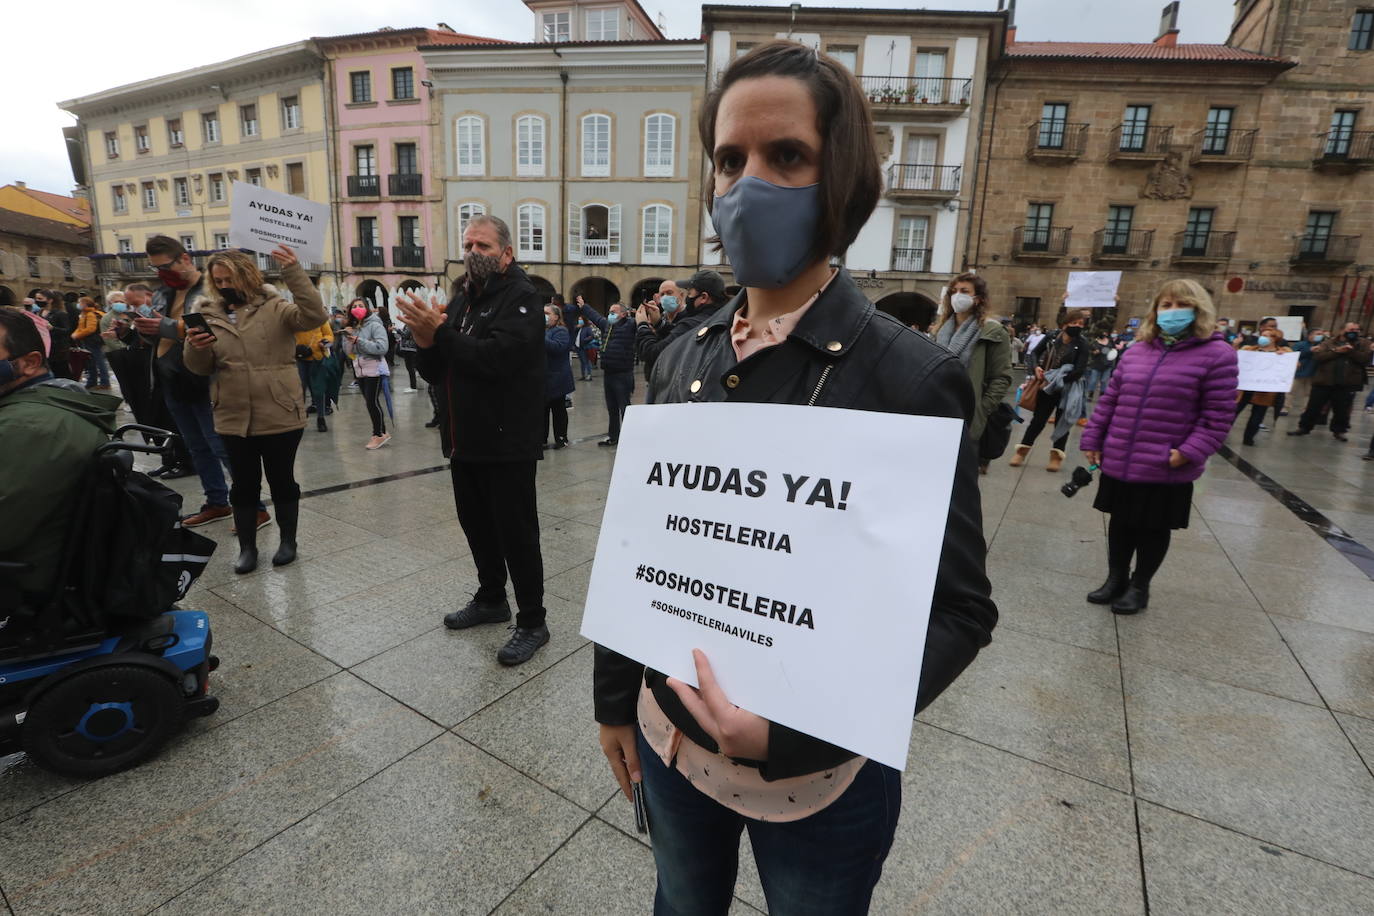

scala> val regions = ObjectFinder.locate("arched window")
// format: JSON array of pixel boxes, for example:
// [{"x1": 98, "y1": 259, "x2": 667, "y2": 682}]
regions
[
  {"x1": 582, "y1": 114, "x2": 611, "y2": 177},
  {"x1": 456, "y1": 202, "x2": 487, "y2": 247},
  {"x1": 644, "y1": 114, "x2": 675, "y2": 177},
  {"x1": 517, "y1": 203, "x2": 546, "y2": 261},
  {"x1": 456, "y1": 115, "x2": 485, "y2": 176},
  {"x1": 517, "y1": 115, "x2": 546, "y2": 177},
  {"x1": 641, "y1": 204, "x2": 672, "y2": 264}
]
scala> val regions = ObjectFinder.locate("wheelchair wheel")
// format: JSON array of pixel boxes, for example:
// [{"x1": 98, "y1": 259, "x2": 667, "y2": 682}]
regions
[{"x1": 22, "y1": 665, "x2": 184, "y2": 779}]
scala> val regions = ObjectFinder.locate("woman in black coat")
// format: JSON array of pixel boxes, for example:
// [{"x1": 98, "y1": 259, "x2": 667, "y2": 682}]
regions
[{"x1": 543, "y1": 304, "x2": 574, "y2": 449}]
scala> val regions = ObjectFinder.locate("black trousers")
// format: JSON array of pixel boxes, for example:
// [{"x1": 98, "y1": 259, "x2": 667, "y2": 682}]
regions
[
  {"x1": 546, "y1": 396, "x2": 569, "y2": 444},
  {"x1": 1020, "y1": 388, "x2": 1069, "y2": 452},
  {"x1": 450, "y1": 459, "x2": 545, "y2": 628},
  {"x1": 221, "y1": 428, "x2": 304, "y2": 508},
  {"x1": 603, "y1": 370, "x2": 634, "y2": 442},
  {"x1": 1299, "y1": 385, "x2": 1357, "y2": 435},
  {"x1": 359, "y1": 376, "x2": 386, "y2": 436},
  {"x1": 400, "y1": 351, "x2": 419, "y2": 389}
]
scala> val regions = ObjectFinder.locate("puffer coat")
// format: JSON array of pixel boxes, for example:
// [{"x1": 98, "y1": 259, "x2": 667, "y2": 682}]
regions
[{"x1": 1080, "y1": 332, "x2": 1237, "y2": 484}]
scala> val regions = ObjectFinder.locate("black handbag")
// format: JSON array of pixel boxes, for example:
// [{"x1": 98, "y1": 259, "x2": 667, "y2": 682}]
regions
[{"x1": 979, "y1": 403, "x2": 1018, "y2": 461}]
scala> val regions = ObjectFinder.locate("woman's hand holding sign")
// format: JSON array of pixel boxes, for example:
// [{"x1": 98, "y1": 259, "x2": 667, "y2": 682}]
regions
[{"x1": 668, "y1": 649, "x2": 770, "y2": 761}]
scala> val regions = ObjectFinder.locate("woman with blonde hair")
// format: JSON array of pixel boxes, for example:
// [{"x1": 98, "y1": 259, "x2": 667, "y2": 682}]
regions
[
  {"x1": 932, "y1": 272, "x2": 1013, "y2": 473},
  {"x1": 1079, "y1": 279, "x2": 1237, "y2": 614},
  {"x1": 183, "y1": 245, "x2": 327, "y2": 573}
]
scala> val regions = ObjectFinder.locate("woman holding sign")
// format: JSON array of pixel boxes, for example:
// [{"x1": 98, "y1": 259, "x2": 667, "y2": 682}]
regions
[
  {"x1": 593, "y1": 41, "x2": 997, "y2": 915},
  {"x1": 1235, "y1": 331, "x2": 1293, "y2": 447},
  {"x1": 1079, "y1": 280, "x2": 1237, "y2": 614}
]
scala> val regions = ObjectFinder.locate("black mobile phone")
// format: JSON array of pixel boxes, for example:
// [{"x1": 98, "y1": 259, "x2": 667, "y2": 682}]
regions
[
  {"x1": 632, "y1": 780, "x2": 649, "y2": 834},
  {"x1": 182, "y1": 312, "x2": 216, "y2": 341}
]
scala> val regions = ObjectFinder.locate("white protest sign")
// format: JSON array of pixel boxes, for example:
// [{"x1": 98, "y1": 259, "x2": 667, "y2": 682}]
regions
[
  {"x1": 1066, "y1": 270, "x2": 1122, "y2": 309},
  {"x1": 1237, "y1": 350, "x2": 1300, "y2": 393},
  {"x1": 1274, "y1": 316, "x2": 1304, "y2": 343},
  {"x1": 580, "y1": 403, "x2": 964, "y2": 770},
  {"x1": 228, "y1": 181, "x2": 328, "y2": 265}
]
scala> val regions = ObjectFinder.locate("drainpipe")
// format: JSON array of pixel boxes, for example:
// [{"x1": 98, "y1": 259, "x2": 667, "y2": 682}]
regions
[
  {"x1": 321, "y1": 50, "x2": 346, "y2": 305},
  {"x1": 970, "y1": 63, "x2": 1009, "y2": 272},
  {"x1": 558, "y1": 57, "x2": 569, "y2": 297}
]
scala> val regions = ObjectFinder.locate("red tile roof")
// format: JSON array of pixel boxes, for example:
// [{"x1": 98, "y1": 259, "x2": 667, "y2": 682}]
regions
[
  {"x1": 4, "y1": 185, "x2": 92, "y2": 226},
  {"x1": 1005, "y1": 42, "x2": 1289, "y2": 64}
]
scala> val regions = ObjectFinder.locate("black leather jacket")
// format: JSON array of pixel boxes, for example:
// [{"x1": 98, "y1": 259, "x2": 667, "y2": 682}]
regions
[{"x1": 593, "y1": 269, "x2": 998, "y2": 780}]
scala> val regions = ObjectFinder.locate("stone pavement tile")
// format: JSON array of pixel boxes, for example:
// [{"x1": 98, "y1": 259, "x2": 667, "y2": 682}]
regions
[
  {"x1": 1192, "y1": 494, "x2": 1314, "y2": 534},
  {"x1": 1124, "y1": 660, "x2": 1374, "y2": 874},
  {"x1": 537, "y1": 479, "x2": 611, "y2": 519},
  {"x1": 385, "y1": 517, "x2": 475, "y2": 561},
  {"x1": 920, "y1": 628, "x2": 1131, "y2": 791},
  {"x1": 1321, "y1": 509, "x2": 1374, "y2": 544},
  {"x1": 190, "y1": 505, "x2": 383, "y2": 591},
  {"x1": 154, "y1": 734, "x2": 587, "y2": 916},
  {"x1": 351, "y1": 595, "x2": 587, "y2": 728},
  {"x1": 1335, "y1": 713, "x2": 1374, "y2": 772},
  {"x1": 0, "y1": 756, "x2": 84, "y2": 827},
  {"x1": 1138, "y1": 802, "x2": 1374, "y2": 916},
  {"x1": 546, "y1": 559, "x2": 593, "y2": 604},
  {"x1": 270, "y1": 557, "x2": 481, "y2": 668},
  {"x1": 1116, "y1": 597, "x2": 1320, "y2": 706},
  {"x1": 983, "y1": 569, "x2": 1120, "y2": 655},
  {"x1": 455, "y1": 645, "x2": 616, "y2": 811},
  {"x1": 571, "y1": 504, "x2": 608, "y2": 526},
  {"x1": 491, "y1": 819, "x2": 657, "y2": 915},
  {"x1": 1236, "y1": 563, "x2": 1374, "y2": 635},
  {"x1": 1269, "y1": 617, "x2": 1374, "y2": 719},
  {"x1": 0, "y1": 673, "x2": 440, "y2": 916},
  {"x1": 1204, "y1": 521, "x2": 1362, "y2": 578},
  {"x1": 999, "y1": 489, "x2": 1094, "y2": 529},
  {"x1": 305, "y1": 485, "x2": 457, "y2": 536},
  {"x1": 873, "y1": 723, "x2": 1141, "y2": 914},
  {"x1": 539, "y1": 517, "x2": 604, "y2": 578},
  {"x1": 986, "y1": 519, "x2": 1108, "y2": 580}
]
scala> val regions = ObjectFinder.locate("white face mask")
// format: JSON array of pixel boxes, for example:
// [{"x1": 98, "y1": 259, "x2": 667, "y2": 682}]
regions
[{"x1": 951, "y1": 293, "x2": 975, "y2": 314}]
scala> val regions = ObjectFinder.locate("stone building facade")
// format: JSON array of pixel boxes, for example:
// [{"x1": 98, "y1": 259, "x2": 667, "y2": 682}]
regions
[
  {"x1": 970, "y1": 0, "x2": 1374, "y2": 332},
  {"x1": 0, "y1": 209, "x2": 95, "y2": 307}
]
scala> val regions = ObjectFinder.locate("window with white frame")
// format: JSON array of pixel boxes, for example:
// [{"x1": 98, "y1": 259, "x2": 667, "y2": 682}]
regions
[
  {"x1": 173, "y1": 177, "x2": 190, "y2": 207},
  {"x1": 213, "y1": 232, "x2": 230, "y2": 250},
  {"x1": 644, "y1": 114, "x2": 675, "y2": 177},
  {"x1": 112, "y1": 185, "x2": 127, "y2": 213},
  {"x1": 456, "y1": 116, "x2": 485, "y2": 176},
  {"x1": 542, "y1": 10, "x2": 570, "y2": 42},
  {"x1": 586, "y1": 7, "x2": 619, "y2": 40},
  {"x1": 134, "y1": 125, "x2": 150, "y2": 152},
  {"x1": 641, "y1": 204, "x2": 672, "y2": 264},
  {"x1": 208, "y1": 173, "x2": 226, "y2": 203},
  {"x1": 582, "y1": 114, "x2": 610, "y2": 176},
  {"x1": 167, "y1": 118, "x2": 184, "y2": 147},
  {"x1": 179, "y1": 234, "x2": 196, "y2": 251},
  {"x1": 517, "y1": 203, "x2": 546, "y2": 261},
  {"x1": 827, "y1": 46, "x2": 858, "y2": 71},
  {"x1": 104, "y1": 131, "x2": 120, "y2": 158},
  {"x1": 517, "y1": 115, "x2": 546, "y2": 176},
  {"x1": 456, "y1": 202, "x2": 487, "y2": 245},
  {"x1": 281, "y1": 95, "x2": 301, "y2": 130},
  {"x1": 141, "y1": 182, "x2": 157, "y2": 210},
  {"x1": 240, "y1": 104, "x2": 258, "y2": 137},
  {"x1": 202, "y1": 112, "x2": 220, "y2": 143},
  {"x1": 118, "y1": 238, "x2": 133, "y2": 253},
  {"x1": 246, "y1": 168, "x2": 263, "y2": 187}
]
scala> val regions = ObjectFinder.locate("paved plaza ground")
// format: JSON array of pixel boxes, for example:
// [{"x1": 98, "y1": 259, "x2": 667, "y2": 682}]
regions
[{"x1": 2, "y1": 375, "x2": 1373, "y2": 915}]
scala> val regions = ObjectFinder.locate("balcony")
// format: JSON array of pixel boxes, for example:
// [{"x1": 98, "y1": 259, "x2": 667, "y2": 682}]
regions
[
  {"x1": 351, "y1": 245, "x2": 384, "y2": 268},
  {"x1": 90, "y1": 253, "x2": 149, "y2": 277},
  {"x1": 1012, "y1": 226, "x2": 1072, "y2": 260},
  {"x1": 1172, "y1": 230, "x2": 1236, "y2": 264},
  {"x1": 347, "y1": 174, "x2": 380, "y2": 197},
  {"x1": 1025, "y1": 121, "x2": 1089, "y2": 162},
  {"x1": 1190, "y1": 128, "x2": 1258, "y2": 165},
  {"x1": 392, "y1": 245, "x2": 425, "y2": 269},
  {"x1": 1092, "y1": 228, "x2": 1154, "y2": 262},
  {"x1": 1107, "y1": 124, "x2": 1174, "y2": 162},
  {"x1": 859, "y1": 76, "x2": 971, "y2": 120},
  {"x1": 1290, "y1": 234, "x2": 1360, "y2": 269},
  {"x1": 891, "y1": 247, "x2": 933, "y2": 272},
  {"x1": 1313, "y1": 131, "x2": 1374, "y2": 171},
  {"x1": 886, "y1": 164, "x2": 961, "y2": 201},
  {"x1": 580, "y1": 238, "x2": 610, "y2": 264},
  {"x1": 388, "y1": 173, "x2": 423, "y2": 196}
]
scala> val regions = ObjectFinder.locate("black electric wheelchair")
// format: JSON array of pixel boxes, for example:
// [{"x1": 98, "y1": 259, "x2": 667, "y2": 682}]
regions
[{"x1": 0, "y1": 425, "x2": 221, "y2": 778}]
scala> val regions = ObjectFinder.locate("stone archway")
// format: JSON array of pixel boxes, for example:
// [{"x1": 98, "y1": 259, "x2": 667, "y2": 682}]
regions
[
  {"x1": 527, "y1": 275, "x2": 558, "y2": 304},
  {"x1": 0, "y1": 286, "x2": 15, "y2": 308},
  {"x1": 569, "y1": 276, "x2": 621, "y2": 312},
  {"x1": 629, "y1": 277, "x2": 666, "y2": 309},
  {"x1": 876, "y1": 291, "x2": 939, "y2": 332},
  {"x1": 355, "y1": 279, "x2": 389, "y2": 312}
]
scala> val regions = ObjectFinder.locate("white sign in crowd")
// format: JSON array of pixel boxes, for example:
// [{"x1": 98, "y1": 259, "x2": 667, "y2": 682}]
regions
[
  {"x1": 1236, "y1": 350, "x2": 1301, "y2": 393},
  {"x1": 228, "y1": 181, "x2": 329, "y2": 266},
  {"x1": 1065, "y1": 270, "x2": 1123, "y2": 310}
]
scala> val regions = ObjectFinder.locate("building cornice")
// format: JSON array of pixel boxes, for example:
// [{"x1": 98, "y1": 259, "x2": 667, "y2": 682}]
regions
[{"x1": 422, "y1": 42, "x2": 705, "y2": 78}]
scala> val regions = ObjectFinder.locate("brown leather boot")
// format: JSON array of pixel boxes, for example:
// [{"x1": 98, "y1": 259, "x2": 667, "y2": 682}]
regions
[
  {"x1": 1047, "y1": 448, "x2": 1065, "y2": 472},
  {"x1": 1008, "y1": 444, "x2": 1031, "y2": 467}
]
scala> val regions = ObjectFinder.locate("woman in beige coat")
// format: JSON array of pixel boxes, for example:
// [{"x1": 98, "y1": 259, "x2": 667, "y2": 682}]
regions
[{"x1": 184, "y1": 246, "x2": 327, "y2": 573}]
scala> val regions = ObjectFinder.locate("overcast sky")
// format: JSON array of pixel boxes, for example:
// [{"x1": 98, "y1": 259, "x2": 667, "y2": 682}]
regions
[{"x1": 3, "y1": 0, "x2": 1236, "y2": 199}]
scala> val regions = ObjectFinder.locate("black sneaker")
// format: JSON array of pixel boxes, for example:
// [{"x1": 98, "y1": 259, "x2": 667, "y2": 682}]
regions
[
  {"x1": 1286, "y1": 429, "x2": 1311, "y2": 437},
  {"x1": 497, "y1": 625, "x2": 550, "y2": 666},
  {"x1": 161, "y1": 465, "x2": 197, "y2": 479},
  {"x1": 425, "y1": 418, "x2": 441, "y2": 428},
  {"x1": 443, "y1": 597, "x2": 512, "y2": 630},
  {"x1": 598, "y1": 438, "x2": 617, "y2": 447}
]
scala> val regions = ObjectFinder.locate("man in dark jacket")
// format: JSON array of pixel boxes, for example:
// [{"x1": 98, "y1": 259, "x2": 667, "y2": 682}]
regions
[
  {"x1": 1290, "y1": 322, "x2": 1373, "y2": 442},
  {"x1": 579, "y1": 301, "x2": 636, "y2": 446},
  {"x1": 400, "y1": 214, "x2": 550, "y2": 666},
  {"x1": 634, "y1": 270, "x2": 728, "y2": 389}
]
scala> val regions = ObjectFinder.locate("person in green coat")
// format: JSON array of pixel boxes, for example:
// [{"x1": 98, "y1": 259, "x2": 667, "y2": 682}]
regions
[
  {"x1": 931, "y1": 272, "x2": 1013, "y2": 474},
  {"x1": 0, "y1": 309, "x2": 119, "y2": 604}
]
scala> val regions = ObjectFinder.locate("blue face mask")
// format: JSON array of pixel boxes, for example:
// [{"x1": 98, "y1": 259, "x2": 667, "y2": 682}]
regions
[
  {"x1": 1312, "y1": 334, "x2": 1325, "y2": 343},
  {"x1": 137, "y1": 304, "x2": 153, "y2": 318},
  {"x1": 660, "y1": 295, "x2": 679, "y2": 314},
  {"x1": 608, "y1": 312, "x2": 621, "y2": 325},
  {"x1": 712, "y1": 176, "x2": 821, "y2": 289},
  {"x1": 1156, "y1": 309, "x2": 1195, "y2": 336},
  {"x1": 1257, "y1": 335, "x2": 1272, "y2": 348},
  {"x1": 112, "y1": 302, "x2": 128, "y2": 313}
]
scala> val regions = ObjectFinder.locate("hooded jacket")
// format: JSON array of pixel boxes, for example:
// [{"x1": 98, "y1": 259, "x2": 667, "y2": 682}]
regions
[
  {"x1": 0, "y1": 378, "x2": 119, "y2": 597},
  {"x1": 181, "y1": 261, "x2": 328, "y2": 437},
  {"x1": 964, "y1": 318, "x2": 1014, "y2": 440}
]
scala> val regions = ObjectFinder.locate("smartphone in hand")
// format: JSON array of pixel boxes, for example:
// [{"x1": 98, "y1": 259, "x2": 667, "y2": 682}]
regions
[{"x1": 182, "y1": 312, "x2": 217, "y2": 342}]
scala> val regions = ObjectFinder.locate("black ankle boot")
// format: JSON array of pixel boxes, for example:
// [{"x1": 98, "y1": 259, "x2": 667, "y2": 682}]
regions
[
  {"x1": 1087, "y1": 569, "x2": 1128, "y2": 605},
  {"x1": 317, "y1": 415, "x2": 327, "y2": 432},
  {"x1": 231, "y1": 504, "x2": 259, "y2": 574},
  {"x1": 1111, "y1": 582, "x2": 1150, "y2": 615},
  {"x1": 272, "y1": 499, "x2": 299, "y2": 567}
]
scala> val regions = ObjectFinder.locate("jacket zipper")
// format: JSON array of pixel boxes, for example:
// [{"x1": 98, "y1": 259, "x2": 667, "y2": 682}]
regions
[
  {"x1": 808, "y1": 365, "x2": 833, "y2": 406},
  {"x1": 1125, "y1": 345, "x2": 1173, "y2": 475}
]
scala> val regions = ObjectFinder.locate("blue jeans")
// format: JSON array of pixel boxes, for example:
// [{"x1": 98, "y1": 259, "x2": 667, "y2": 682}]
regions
[
  {"x1": 577, "y1": 347, "x2": 594, "y2": 378},
  {"x1": 603, "y1": 370, "x2": 634, "y2": 442},
  {"x1": 1365, "y1": 387, "x2": 1374, "y2": 409},
  {"x1": 83, "y1": 340, "x2": 110, "y2": 387},
  {"x1": 637, "y1": 730, "x2": 900, "y2": 916}
]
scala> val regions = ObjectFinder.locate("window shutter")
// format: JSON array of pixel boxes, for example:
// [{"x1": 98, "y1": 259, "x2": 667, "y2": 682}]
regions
[
  {"x1": 568, "y1": 203, "x2": 582, "y2": 261},
  {"x1": 608, "y1": 204, "x2": 621, "y2": 261}
]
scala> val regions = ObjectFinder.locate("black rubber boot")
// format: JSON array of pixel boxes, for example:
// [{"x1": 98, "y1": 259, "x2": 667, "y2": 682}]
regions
[
  {"x1": 1086, "y1": 569, "x2": 1129, "y2": 605},
  {"x1": 317, "y1": 415, "x2": 327, "y2": 432},
  {"x1": 232, "y1": 504, "x2": 259, "y2": 574},
  {"x1": 272, "y1": 499, "x2": 299, "y2": 567},
  {"x1": 1111, "y1": 582, "x2": 1150, "y2": 615}
]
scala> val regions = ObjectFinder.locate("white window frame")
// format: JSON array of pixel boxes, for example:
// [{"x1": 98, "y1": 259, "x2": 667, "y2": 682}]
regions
[
  {"x1": 641, "y1": 204, "x2": 672, "y2": 264},
  {"x1": 209, "y1": 174, "x2": 226, "y2": 203},
  {"x1": 141, "y1": 182, "x2": 157, "y2": 210},
  {"x1": 516, "y1": 115, "x2": 546, "y2": 177},
  {"x1": 173, "y1": 177, "x2": 190, "y2": 207},
  {"x1": 354, "y1": 145, "x2": 377, "y2": 177},
  {"x1": 542, "y1": 10, "x2": 570, "y2": 42},
  {"x1": 240, "y1": 104, "x2": 258, "y2": 138},
  {"x1": 179, "y1": 234, "x2": 196, "y2": 251},
  {"x1": 585, "y1": 7, "x2": 619, "y2": 41},
  {"x1": 457, "y1": 202, "x2": 487, "y2": 247},
  {"x1": 581, "y1": 114, "x2": 611, "y2": 177},
  {"x1": 282, "y1": 96, "x2": 301, "y2": 130},
  {"x1": 112, "y1": 185, "x2": 127, "y2": 213},
  {"x1": 134, "y1": 125, "x2": 150, "y2": 152},
  {"x1": 167, "y1": 119, "x2": 184, "y2": 147},
  {"x1": 117, "y1": 238, "x2": 133, "y2": 253},
  {"x1": 104, "y1": 131, "x2": 120, "y2": 158},
  {"x1": 644, "y1": 114, "x2": 675, "y2": 177},
  {"x1": 202, "y1": 112, "x2": 220, "y2": 144},
  {"x1": 246, "y1": 168, "x2": 263, "y2": 188},
  {"x1": 456, "y1": 116, "x2": 485, "y2": 176},
  {"x1": 517, "y1": 203, "x2": 547, "y2": 262},
  {"x1": 213, "y1": 232, "x2": 230, "y2": 250}
]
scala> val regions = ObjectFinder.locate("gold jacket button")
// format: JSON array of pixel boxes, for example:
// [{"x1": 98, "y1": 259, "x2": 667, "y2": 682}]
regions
[
  {"x1": 826, "y1": 341, "x2": 843, "y2": 352},
  {"x1": 696, "y1": 326, "x2": 709, "y2": 338},
  {"x1": 690, "y1": 379, "x2": 703, "y2": 393},
  {"x1": 725, "y1": 374, "x2": 740, "y2": 389}
]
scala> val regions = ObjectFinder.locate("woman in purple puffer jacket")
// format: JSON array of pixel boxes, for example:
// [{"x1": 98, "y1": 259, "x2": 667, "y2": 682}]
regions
[{"x1": 1079, "y1": 279, "x2": 1238, "y2": 614}]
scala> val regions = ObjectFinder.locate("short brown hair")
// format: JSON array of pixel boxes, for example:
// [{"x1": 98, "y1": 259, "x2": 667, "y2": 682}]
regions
[
  {"x1": 699, "y1": 40, "x2": 882, "y2": 264},
  {"x1": 145, "y1": 235, "x2": 187, "y2": 261}
]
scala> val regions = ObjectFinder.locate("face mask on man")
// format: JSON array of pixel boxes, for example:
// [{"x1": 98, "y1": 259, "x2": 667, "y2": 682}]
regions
[
  {"x1": 711, "y1": 176, "x2": 821, "y2": 289},
  {"x1": 950, "y1": 292, "x2": 975, "y2": 314},
  {"x1": 608, "y1": 312, "x2": 621, "y2": 325},
  {"x1": 660, "y1": 295, "x2": 680, "y2": 315},
  {"x1": 137, "y1": 304, "x2": 154, "y2": 318},
  {"x1": 1346, "y1": 330, "x2": 1360, "y2": 342},
  {"x1": 465, "y1": 250, "x2": 502, "y2": 284},
  {"x1": 1257, "y1": 335, "x2": 1272, "y2": 348},
  {"x1": 157, "y1": 265, "x2": 189, "y2": 290},
  {"x1": 111, "y1": 302, "x2": 128, "y2": 313},
  {"x1": 1064, "y1": 325, "x2": 1083, "y2": 338},
  {"x1": 1312, "y1": 334, "x2": 1325, "y2": 343},
  {"x1": 1155, "y1": 308, "x2": 1195, "y2": 336}
]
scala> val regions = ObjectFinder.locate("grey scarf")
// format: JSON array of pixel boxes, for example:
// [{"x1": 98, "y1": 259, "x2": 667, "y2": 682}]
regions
[{"x1": 935, "y1": 314, "x2": 981, "y2": 366}]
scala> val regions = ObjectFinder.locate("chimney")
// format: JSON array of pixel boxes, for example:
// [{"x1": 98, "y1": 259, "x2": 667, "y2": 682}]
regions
[
  {"x1": 1000, "y1": 0, "x2": 1017, "y2": 43},
  {"x1": 14, "y1": 181, "x2": 25, "y2": 189},
  {"x1": 1155, "y1": 1, "x2": 1180, "y2": 46}
]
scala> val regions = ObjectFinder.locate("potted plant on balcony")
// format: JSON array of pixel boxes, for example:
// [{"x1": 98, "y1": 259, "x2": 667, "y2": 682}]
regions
[{"x1": 903, "y1": 85, "x2": 917, "y2": 104}]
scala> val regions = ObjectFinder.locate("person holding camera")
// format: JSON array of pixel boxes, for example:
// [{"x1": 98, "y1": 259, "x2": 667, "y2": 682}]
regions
[
  {"x1": 1079, "y1": 279, "x2": 1237, "y2": 614},
  {"x1": 182, "y1": 245, "x2": 327, "y2": 574}
]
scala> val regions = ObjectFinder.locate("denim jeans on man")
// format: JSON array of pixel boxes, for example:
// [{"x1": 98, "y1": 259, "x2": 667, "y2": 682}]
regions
[{"x1": 636, "y1": 730, "x2": 900, "y2": 916}]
